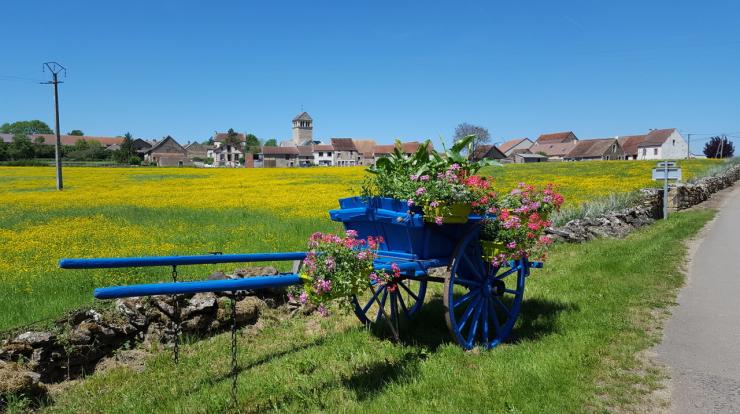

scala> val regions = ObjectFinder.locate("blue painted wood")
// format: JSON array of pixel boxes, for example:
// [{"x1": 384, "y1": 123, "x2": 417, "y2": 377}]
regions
[
  {"x1": 59, "y1": 252, "x2": 307, "y2": 269},
  {"x1": 330, "y1": 196, "x2": 485, "y2": 260},
  {"x1": 94, "y1": 274, "x2": 302, "y2": 299}
]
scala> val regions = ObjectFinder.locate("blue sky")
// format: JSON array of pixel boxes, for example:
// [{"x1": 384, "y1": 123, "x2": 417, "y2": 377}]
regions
[{"x1": 2, "y1": 1, "x2": 739, "y2": 152}]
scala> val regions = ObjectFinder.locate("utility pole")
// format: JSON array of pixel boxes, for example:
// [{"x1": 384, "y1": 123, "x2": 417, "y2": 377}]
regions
[
  {"x1": 686, "y1": 133, "x2": 691, "y2": 159},
  {"x1": 41, "y1": 62, "x2": 66, "y2": 190}
]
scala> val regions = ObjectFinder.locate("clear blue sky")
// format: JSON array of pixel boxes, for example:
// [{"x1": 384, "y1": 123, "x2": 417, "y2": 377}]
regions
[{"x1": 2, "y1": 0, "x2": 739, "y2": 152}]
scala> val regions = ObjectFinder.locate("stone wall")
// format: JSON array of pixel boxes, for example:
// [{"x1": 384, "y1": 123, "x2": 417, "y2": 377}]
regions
[
  {"x1": 548, "y1": 164, "x2": 740, "y2": 243},
  {"x1": 0, "y1": 267, "x2": 295, "y2": 404}
]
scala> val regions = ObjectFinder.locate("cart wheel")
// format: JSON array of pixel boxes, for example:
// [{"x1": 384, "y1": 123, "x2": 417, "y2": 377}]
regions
[
  {"x1": 444, "y1": 227, "x2": 527, "y2": 350},
  {"x1": 351, "y1": 275, "x2": 427, "y2": 338}
]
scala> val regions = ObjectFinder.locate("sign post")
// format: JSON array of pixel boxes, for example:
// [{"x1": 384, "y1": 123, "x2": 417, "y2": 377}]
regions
[{"x1": 652, "y1": 161, "x2": 681, "y2": 219}]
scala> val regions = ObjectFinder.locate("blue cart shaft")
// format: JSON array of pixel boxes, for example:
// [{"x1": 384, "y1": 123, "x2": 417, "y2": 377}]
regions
[
  {"x1": 60, "y1": 252, "x2": 307, "y2": 269},
  {"x1": 94, "y1": 273, "x2": 303, "y2": 299}
]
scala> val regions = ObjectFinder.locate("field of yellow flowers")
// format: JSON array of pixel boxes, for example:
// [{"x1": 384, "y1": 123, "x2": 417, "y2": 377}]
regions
[{"x1": 0, "y1": 159, "x2": 722, "y2": 330}]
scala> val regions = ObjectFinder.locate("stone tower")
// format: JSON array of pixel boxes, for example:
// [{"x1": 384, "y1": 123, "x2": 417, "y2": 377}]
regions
[{"x1": 292, "y1": 112, "x2": 313, "y2": 145}]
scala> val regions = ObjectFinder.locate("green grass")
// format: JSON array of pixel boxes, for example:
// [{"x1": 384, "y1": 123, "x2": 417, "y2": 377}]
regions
[{"x1": 38, "y1": 209, "x2": 714, "y2": 414}]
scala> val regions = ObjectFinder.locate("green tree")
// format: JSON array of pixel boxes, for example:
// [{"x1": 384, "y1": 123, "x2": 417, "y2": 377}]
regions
[
  {"x1": 114, "y1": 132, "x2": 139, "y2": 164},
  {"x1": 0, "y1": 142, "x2": 9, "y2": 161},
  {"x1": 264, "y1": 138, "x2": 278, "y2": 147},
  {"x1": 245, "y1": 133, "x2": 261, "y2": 153},
  {"x1": 222, "y1": 128, "x2": 243, "y2": 152},
  {"x1": 0, "y1": 120, "x2": 53, "y2": 135},
  {"x1": 68, "y1": 129, "x2": 84, "y2": 136},
  {"x1": 9, "y1": 135, "x2": 35, "y2": 160}
]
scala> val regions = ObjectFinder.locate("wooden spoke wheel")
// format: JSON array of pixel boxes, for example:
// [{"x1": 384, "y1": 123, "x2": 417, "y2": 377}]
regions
[
  {"x1": 444, "y1": 227, "x2": 527, "y2": 350},
  {"x1": 351, "y1": 274, "x2": 427, "y2": 339}
]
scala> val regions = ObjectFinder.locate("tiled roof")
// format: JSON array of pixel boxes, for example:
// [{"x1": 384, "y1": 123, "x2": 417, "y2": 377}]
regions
[
  {"x1": 498, "y1": 138, "x2": 532, "y2": 154},
  {"x1": 331, "y1": 138, "x2": 357, "y2": 151},
  {"x1": 214, "y1": 132, "x2": 246, "y2": 142},
  {"x1": 373, "y1": 144, "x2": 395, "y2": 155},
  {"x1": 565, "y1": 138, "x2": 617, "y2": 158},
  {"x1": 297, "y1": 145, "x2": 314, "y2": 157},
  {"x1": 617, "y1": 134, "x2": 647, "y2": 156},
  {"x1": 314, "y1": 144, "x2": 333, "y2": 151},
  {"x1": 529, "y1": 141, "x2": 578, "y2": 157},
  {"x1": 353, "y1": 140, "x2": 377, "y2": 155},
  {"x1": 262, "y1": 146, "x2": 299, "y2": 155},
  {"x1": 292, "y1": 112, "x2": 313, "y2": 122},
  {"x1": 148, "y1": 136, "x2": 186, "y2": 153},
  {"x1": 536, "y1": 131, "x2": 576, "y2": 144},
  {"x1": 638, "y1": 128, "x2": 677, "y2": 148}
]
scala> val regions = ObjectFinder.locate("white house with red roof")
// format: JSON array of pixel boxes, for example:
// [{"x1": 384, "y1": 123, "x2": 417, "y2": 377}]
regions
[{"x1": 636, "y1": 128, "x2": 688, "y2": 160}]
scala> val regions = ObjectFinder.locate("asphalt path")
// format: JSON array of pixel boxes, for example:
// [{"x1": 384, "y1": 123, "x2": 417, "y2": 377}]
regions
[{"x1": 657, "y1": 184, "x2": 740, "y2": 413}]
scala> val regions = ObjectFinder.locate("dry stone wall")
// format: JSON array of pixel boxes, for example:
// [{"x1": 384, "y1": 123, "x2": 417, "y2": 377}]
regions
[
  {"x1": 547, "y1": 164, "x2": 740, "y2": 243},
  {"x1": 0, "y1": 266, "x2": 295, "y2": 405}
]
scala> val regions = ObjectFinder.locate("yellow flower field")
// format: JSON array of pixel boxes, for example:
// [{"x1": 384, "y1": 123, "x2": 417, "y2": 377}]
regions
[{"x1": 0, "y1": 159, "x2": 723, "y2": 330}]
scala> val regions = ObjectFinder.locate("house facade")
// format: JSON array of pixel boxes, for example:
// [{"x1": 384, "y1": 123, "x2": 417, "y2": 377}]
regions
[
  {"x1": 471, "y1": 145, "x2": 506, "y2": 161},
  {"x1": 564, "y1": 138, "x2": 624, "y2": 161},
  {"x1": 262, "y1": 146, "x2": 299, "y2": 167},
  {"x1": 297, "y1": 145, "x2": 314, "y2": 167},
  {"x1": 636, "y1": 129, "x2": 688, "y2": 160},
  {"x1": 183, "y1": 142, "x2": 209, "y2": 161},
  {"x1": 313, "y1": 144, "x2": 334, "y2": 166},
  {"x1": 208, "y1": 132, "x2": 247, "y2": 167},
  {"x1": 143, "y1": 136, "x2": 190, "y2": 166},
  {"x1": 331, "y1": 138, "x2": 358, "y2": 166}
]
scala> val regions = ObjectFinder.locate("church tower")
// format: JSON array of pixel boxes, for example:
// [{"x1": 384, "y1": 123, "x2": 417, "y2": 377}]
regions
[{"x1": 292, "y1": 112, "x2": 313, "y2": 145}]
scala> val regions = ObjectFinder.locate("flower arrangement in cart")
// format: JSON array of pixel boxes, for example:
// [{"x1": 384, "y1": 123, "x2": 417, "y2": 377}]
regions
[{"x1": 293, "y1": 135, "x2": 564, "y2": 312}]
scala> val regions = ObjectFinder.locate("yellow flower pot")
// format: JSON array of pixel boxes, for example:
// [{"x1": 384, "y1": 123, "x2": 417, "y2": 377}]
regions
[
  {"x1": 480, "y1": 240, "x2": 506, "y2": 261},
  {"x1": 423, "y1": 202, "x2": 471, "y2": 224}
]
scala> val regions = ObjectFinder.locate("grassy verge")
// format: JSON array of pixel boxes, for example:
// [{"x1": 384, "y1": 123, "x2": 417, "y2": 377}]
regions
[{"x1": 36, "y1": 209, "x2": 714, "y2": 414}]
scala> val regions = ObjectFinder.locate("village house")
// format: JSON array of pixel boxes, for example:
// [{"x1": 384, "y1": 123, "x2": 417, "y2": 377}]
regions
[
  {"x1": 183, "y1": 142, "x2": 209, "y2": 161},
  {"x1": 207, "y1": 131, "x2": 247, "y2": 167},
  {"x1": 636, "y1": 128, "x2": 688, "y2": 160},
  {"x1": 470, "y1": 144, "x2": 506, "y2": 161},
  {"x1": 530, "y1": 131, "x2": 579, "y2": 160},
  {"x1": 564, "y1": 138, "x2": 624, "y2": 161},
  {"x1": 142, "y1": 136, "x2": 191, "y2": 166},
  {"x1": 353, "y1": 140, "x2": 377, "y2": 166},
  {"x1": 313, "y1": 144, "x2": 334, "y2": 166},
  {"x1": 262, "y1": 146, "x2": 299, "y2": 167},
  {"x1": 497, "y1": 138, "x2": 534, "y2": 156},
  {"x1": 132, "y1": 138, "x2": 154, "y2": 156},
  {"x1": 331, "y1": 138, "x2": 359, "y2": 166},
  {"x1": 297, "y1": 145, "x2": 314, "y2": 166},
  {"x1": 617, "y1": 135, "x2": 647, "y2": 160}
]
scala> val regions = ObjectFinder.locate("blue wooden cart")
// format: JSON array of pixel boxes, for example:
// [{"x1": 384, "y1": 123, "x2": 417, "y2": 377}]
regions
[{"x1": 60, "y1": 196, "x2": 541, "y2": 350}]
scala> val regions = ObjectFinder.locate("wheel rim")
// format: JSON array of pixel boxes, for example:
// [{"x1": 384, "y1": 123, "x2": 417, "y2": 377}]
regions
[
  {"x1": 444, "y1": 228, "x2": 526, "y2": 350},
  {"x1": 352, "y1": 275, "x2": 427, "y2": 336}
]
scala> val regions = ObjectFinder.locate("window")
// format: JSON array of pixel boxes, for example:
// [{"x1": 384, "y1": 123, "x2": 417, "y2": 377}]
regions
[
  {"x1": 672, "y1": 139, "x2": 676, "y2": 146},
  {"x1": 319, "y1": 152, "x2": 323, "y2": 156},
  {"x1": 285, "y1": 155, "x2": 290, "y2": 160},
  {"x1": 328, "y1": 152, "x2": 332, "y2": 156},
  {"x1": 642, "y1": 148, "x2": 646, "y2": 156},
  {"x1": 654, "y1": 148, "x2": 658, "y2": 155}
]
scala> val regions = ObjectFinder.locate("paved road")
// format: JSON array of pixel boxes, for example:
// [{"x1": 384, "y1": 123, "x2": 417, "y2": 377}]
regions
[{"x1": 657, "y1": 184, "x2": 740, "y2": 413}]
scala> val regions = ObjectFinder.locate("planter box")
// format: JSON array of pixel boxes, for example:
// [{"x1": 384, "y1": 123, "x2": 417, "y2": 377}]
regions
[{"x1": 329, "y1": 197, "x2": 480, "y2": 260}]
